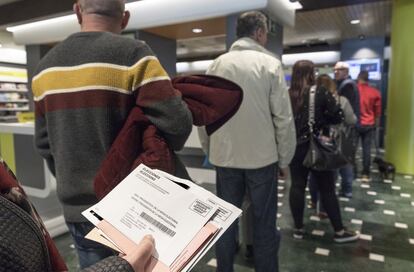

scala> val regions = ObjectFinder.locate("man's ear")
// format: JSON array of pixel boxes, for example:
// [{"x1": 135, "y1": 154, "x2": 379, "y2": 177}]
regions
[
  {"x1": 121, "y1": 10, "x2": 130, "y2": 30},
  {"x1": 74, "y1": 3, "x2": 82, "y2": 25}
]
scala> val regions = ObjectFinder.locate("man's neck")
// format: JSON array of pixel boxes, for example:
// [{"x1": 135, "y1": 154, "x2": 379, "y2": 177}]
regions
[{"x1": 80, "y1": 16, "x2": 121, "y2": 34}]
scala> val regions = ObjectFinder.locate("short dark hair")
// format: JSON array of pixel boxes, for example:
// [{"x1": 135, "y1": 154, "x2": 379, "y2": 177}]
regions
[
  {"x1": 358, "y1": 70, "x2": 369, "y2": 82},
  {"x1": 236, "y1": 11, "x2": 268, "y2": 39},
  {"x1": 78, "y1": 0, "x2": 125, "y2": 19}
]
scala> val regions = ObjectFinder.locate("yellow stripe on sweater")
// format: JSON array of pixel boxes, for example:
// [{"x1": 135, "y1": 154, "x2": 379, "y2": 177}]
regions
[{"x1": 32, "y1": 56, "x2": 169, "y2": 100}]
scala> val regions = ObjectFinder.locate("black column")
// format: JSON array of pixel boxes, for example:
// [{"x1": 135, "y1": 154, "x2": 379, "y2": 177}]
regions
[
  {"x1": 136, "y1": 31, "x2": 177, "y2": 77},
  {"x1": 25, "y1": 44, "x2": 52, "y2": 111}
]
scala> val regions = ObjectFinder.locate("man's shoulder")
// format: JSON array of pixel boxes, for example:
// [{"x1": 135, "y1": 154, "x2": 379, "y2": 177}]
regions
[{"x1": 216, "y1": 49, "x2": 281, "y2": 67}]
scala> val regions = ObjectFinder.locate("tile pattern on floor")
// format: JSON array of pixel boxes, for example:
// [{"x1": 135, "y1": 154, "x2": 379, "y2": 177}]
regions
[{"x1": 54, "y1": 164, "x2": 414, "y2": 272}]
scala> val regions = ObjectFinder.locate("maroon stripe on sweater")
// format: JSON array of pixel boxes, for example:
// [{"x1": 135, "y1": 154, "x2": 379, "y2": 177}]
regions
[
  {"x1": 135, "y1": 79, "x2": 181, "y2": 107},
  {"x1": 35, "y1": 90, "x2": 135, "y2": 114}
]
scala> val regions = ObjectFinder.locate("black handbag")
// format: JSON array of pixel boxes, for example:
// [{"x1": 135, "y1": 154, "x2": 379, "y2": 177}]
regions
[{"x1": 303, "y1": 86, "x2": 349, "y2": 171}]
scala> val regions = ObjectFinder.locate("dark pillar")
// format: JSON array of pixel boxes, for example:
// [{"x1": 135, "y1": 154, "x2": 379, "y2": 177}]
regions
[
  {"x1": 136, "y1": 31, "x2": 177, "y2": 77},
  {"x1": 25, "y1": 44, "x2": 52, "y2": 111}
]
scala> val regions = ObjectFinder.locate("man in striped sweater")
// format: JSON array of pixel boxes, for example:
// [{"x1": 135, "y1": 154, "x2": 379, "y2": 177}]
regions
[{"x1": 32, "y1": 0, "x2": 192, "y2": 268}]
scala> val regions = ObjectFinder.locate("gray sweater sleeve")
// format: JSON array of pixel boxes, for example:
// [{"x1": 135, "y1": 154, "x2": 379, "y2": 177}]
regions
[
  {"x1": 83, "y1": 256, "x2": 134, "y2": 272},
  {"x1": 339, "y1": 96, "x2": 357, "y2": 125}
]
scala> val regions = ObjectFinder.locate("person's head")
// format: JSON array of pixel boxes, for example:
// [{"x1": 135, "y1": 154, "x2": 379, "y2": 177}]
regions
[
  {"x1": 236, "y1": 11, "x2": 268, "y2": 46},
  {"x1": 334, "y1": 61, "x2": 350, "y2": 81},
  {"x1": 289, "y1": 60, "x2": 315, "y2": 114},
  {"x1": 357, "y1": 70, "x2": 369, "y2": 84},
  {"x1": 74, "y1": 0, "x2": 130, "y2": 34},
  {"x1": 317, "y1": 74, "x2": 337, "y2": 96}
]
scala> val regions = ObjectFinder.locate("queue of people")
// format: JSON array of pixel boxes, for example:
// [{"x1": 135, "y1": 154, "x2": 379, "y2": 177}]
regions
[{"x1": 0, "y1": 1, "x2": 383, "y2": 272}]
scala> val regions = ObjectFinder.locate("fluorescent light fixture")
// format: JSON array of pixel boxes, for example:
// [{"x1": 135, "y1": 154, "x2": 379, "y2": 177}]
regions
[
  {"x1": 287, "y1": 1, "x2": 303, "y2": 10},
  {"x1": 192, "y1": 28, "x2": 203, "y2": 33},
  {"x1": 0, "y1": 48, "x2": 27, "y2": 64},
  {"x1": 350, "y1": 19, "x2": 360, "y2": 25},
  {"x1": 177, "y1": 60, "x2": 214, "y2": 73},
  {"x1": 6, "y1": 14, "x2": 76, "y2": 32}
]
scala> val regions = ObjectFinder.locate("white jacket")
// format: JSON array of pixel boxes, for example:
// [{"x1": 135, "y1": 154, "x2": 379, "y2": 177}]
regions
[{"x1": 198, "y1": 38, "x2": 296, "y2": 169}]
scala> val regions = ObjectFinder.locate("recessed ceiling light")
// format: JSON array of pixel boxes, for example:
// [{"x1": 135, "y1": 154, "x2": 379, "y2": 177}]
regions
[
  {"x1": 192, "y1": 28, "x2": 203, "y2": 34},
  {"x1": 350, "y1": 19, "x2": 360, "y2": 25}
]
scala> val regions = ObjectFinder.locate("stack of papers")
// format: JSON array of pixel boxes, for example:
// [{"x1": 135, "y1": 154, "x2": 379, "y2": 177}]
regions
[{"x1": 82, "y1": 164, "x2": 241, "y2": 272}]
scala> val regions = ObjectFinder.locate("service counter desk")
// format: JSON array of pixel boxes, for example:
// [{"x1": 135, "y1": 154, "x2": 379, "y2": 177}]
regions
[{"x1": 0, "y1": 122, "x2": 67, "y2": 238}]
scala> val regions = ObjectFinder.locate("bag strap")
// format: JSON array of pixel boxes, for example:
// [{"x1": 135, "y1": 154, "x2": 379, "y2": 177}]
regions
[{"x1": 308, "y1": 85, "x2": 316, "y2": 133}]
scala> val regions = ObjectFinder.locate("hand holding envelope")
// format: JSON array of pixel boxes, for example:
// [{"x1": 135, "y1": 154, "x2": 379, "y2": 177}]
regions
[
  {"x1": 83, "y1": 164, "x2": 242, "y2": 272},
  {"x1": 122, "y1": 235, "x2": 155, "y2": 272}
]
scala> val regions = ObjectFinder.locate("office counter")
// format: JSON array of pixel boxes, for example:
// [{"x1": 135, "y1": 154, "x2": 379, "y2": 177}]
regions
[{"x1": 0, "y1": 122, "x2": 67, "y2": 238}]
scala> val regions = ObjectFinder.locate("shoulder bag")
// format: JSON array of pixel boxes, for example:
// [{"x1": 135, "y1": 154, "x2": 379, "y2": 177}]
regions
[{"x1": 303, "y1": 86, "x2": 349, "y2": 171}]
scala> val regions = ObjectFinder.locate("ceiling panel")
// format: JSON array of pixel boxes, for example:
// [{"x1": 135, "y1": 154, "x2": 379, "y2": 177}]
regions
[
  {"x1": 298, "y1": 0, "x2": 387, "y2": 11},
  {"x1": 176, "y1": 1, "x2": 391, "y2": 59},
  {"x1": 283, "y1": 1, "x2": 391, "y2": 46},
  {"x1": 177, "y1": 35, "x2": 226, "y2": 59},
  {"x1": 144, "y1": 17, "x2": 226, "y2": 40}
]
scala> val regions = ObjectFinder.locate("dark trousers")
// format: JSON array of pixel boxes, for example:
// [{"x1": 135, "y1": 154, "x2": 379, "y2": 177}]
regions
[
  {"x1": 289, "y1": 143, "x2": 344, "y2": 232},
  {"x1": 358, "y1": 126, "x2": 375, "y2": 175},
  {"x1": 67, "y1": 221, "x2": 115, "y2": 269},
  {"x1": 215, "y1": 163, "x2": 280, "y2": 272}
]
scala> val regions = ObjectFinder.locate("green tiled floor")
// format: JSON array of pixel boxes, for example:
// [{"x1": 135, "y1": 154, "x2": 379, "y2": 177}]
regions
[{"x1": 54, "y1": 163, "x2": 414, "y2": 272}]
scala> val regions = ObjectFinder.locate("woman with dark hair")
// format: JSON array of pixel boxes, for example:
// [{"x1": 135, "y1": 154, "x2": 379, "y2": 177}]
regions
[{"x1": 288, "y1": 60, "x2": 358, "y2": 243}]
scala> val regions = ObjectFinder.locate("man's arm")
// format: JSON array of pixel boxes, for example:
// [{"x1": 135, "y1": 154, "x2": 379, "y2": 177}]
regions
[
  {"x1": 269, "y1": 67, "x2": 296, "y2": 169},
  {"x1": 34, "y1": 104, "x2": 56, "y2": 176},
  {"x1": 374, "y1": 91, "x2": 382, "y2": 127},
  {"x1": 340, "y1": 83, "x2": 357, "y2": 113},
  {"x1": 130, "y1": 44, "x2": 193, "y2": 151}
]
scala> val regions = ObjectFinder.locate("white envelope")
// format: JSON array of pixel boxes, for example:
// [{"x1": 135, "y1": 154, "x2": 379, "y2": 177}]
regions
[{"x1": 83, "y1": 164, "x2": 219, "y2": 267}]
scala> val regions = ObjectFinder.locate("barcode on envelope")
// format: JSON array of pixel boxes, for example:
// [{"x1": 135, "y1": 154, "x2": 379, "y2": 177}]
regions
[{"x1": 140, "y1": 212, "x2": 176, "y2": 237}]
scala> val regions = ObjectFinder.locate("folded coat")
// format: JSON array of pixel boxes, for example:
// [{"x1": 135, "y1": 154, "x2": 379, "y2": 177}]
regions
[{"x1": 94, "y1": 75, "x2": 243, "y2": 199}]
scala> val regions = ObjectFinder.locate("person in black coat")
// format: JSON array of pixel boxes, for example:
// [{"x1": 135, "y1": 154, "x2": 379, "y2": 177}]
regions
[{"x1": 288, "y1": 60, "x2": 359, "y2": 243}]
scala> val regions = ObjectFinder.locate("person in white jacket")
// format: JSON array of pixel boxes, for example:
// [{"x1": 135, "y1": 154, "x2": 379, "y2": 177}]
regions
[{"x1": 198, "y1": 11, "x2": 296, "y2": 272}]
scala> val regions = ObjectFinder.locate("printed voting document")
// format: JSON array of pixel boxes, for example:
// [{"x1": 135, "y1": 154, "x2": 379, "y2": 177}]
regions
[{"x1": 82, "y1": 164, "x2": 241, "y2": 272}]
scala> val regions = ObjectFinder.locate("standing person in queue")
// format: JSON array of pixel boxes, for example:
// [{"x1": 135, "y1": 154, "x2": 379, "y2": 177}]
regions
[
  {"x1": 334, "y1": 61, "x2": 360, "y2": 191},
  {"x1": 288, "y1": 60, "x2": 359, "y2": 243},
  {"x1": 198, "y1": 11, "x2": 296, "y2": 272},
  {"x1": 357, "y1": 70, "x2": 382, "y2": 181},
  {"x1": 31, "y1": 0, "x2": 192, "y2": 268},
  {"x1": 307, "y1": 74, "x2": 357, "y2": 214}
]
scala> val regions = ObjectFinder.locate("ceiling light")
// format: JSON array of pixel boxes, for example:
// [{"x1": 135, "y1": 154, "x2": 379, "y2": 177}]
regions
[
  {"x1": 350, "y1": 19, "x2": 360, "y2": 25},
  {"x1": 192, "y1": 28, "x2": 203, "y2": 34},
  {"x1": 287, "y1": 0, "x2": 303, "y2": 10}
]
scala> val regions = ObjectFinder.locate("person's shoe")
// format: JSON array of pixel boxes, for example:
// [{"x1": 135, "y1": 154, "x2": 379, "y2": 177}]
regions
[
  {"x1": 339, "y1": 191, "x2": 353, "y2": 198},
  {"x1": 244, "y1": 245, "x2": 254, "y2": 262},
  {"x1": 307, "y1": 200, "x2": 316, "y2": 209},
  {"x1": 361, "y1": 175, "x2": 371, "y2": 182},
  {"x1": 293, "y1": 228, "x2": 305, "y2": 239},
  {"x1": 318, "y1": 211, "x2": 328, "y2": 219},
  {"x1": 334, "y1": 229, "x2": 359, "y2": 243}
]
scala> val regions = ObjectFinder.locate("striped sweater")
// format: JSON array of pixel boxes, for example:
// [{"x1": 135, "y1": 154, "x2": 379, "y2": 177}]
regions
[{"x1": 32, "y1": 31, "x2": 192, "y2": 222}]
